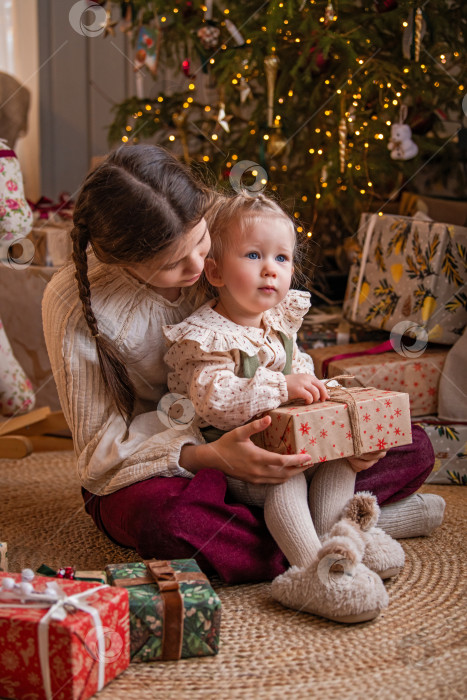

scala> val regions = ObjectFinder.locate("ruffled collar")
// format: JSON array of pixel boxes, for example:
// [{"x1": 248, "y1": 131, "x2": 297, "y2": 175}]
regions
[{"x1": 163, "y1": 289, "x2": 311, "y2": 355}]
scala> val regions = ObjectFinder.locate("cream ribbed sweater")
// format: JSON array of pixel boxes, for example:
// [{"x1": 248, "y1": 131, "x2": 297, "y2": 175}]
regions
[{"x1": 42, "y1": 255, "x2": 204, "y2": 495}]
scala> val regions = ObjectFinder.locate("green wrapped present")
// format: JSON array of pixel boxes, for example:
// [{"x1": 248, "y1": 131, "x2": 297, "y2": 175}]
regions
[{"x1": 105, "y1": 558, "x2": 221, "y2": 662}]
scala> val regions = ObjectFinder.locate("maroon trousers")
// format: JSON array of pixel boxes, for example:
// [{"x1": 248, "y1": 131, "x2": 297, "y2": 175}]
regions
[{"x1": 83, "y1": 425, "x2": 434, "y2": 584}]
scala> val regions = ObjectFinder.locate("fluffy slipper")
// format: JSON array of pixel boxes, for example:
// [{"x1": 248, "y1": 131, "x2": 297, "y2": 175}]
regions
[
  {"x1": 341, "y1": 492, "x2": 405, "y2": 579},
  {"x1": 271, "y1": 528, "x2": 388, "y2": 624}
]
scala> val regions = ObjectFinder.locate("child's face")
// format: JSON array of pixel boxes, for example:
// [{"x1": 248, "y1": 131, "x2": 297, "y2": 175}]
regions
[
  {"x1": 216, "y1": 217, "x2": 295, "y2": 315},
  {"x1": 125, "y1": 218, "x2": 210, "y2": 291}
]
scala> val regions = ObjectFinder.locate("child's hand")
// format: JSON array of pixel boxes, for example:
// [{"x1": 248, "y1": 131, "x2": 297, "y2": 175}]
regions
[{"x1": 285, "y1": 374, "x2": 330, "y2": 404}]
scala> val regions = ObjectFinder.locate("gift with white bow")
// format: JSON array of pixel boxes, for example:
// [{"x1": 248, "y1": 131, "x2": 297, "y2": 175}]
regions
[{"x1": 0, "y1": 570, "x2": 130, "y2": 700}]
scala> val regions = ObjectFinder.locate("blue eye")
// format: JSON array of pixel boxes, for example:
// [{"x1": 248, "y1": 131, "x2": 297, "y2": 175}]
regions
[
  {"x1": 276, "y1": 254, "x2": 287, "y2": 263},
  {"x1": 246, "y1": 252, "x2": 259, "y2": 259}
]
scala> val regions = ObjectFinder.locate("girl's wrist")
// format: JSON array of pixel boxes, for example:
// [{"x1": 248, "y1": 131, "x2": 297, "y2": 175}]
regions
[{"x1": 179, "y1": 442, "x2": 219, "y2": 474}]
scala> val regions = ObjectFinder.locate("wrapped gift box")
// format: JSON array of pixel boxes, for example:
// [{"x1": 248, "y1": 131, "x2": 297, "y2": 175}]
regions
[
  {"x1": 414, "y1": 419, "x2": 467, "y2": 485},
  {"x1": 308, "y1": 341, "x2": 448, "y2": 417},
  {"x1": 254, "y1": 388, "x2": 412, "y2": 461},
  {"x1": 0, "y1": 572, "x2": 130, "y2": 700},
  {"x1": 28, "y1": 217, "x2": 73, "y2": 267},
  {"x1": 37, "y1": 564, "x2": 107, "y2": 584},
  {"x1": 0, "y1": 542, "x2": 7, "y2": 572},
  {"x1": 105, "y1": 558, "x2": 221, "y2": 663},
  {"x1": 343, "y1": 213, "x2": 467, "y2": 345}
]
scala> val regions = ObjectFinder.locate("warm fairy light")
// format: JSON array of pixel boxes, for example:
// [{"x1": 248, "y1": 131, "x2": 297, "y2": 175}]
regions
[
  {"x1": 309, "y1": 148, "x2": 315, "y2": 154},
  {"x1": 122, "y1": 135, "x2": 128, "y2": 142},
  {"x1": 355, "y1": 165, "x2": 361, "y2": 170},
  {"x1": 161, "y1": 16, "x2": 166, "y2": 22},
  {"x1": 360, "y1": 189, "x2": 365, "y2": 194},
  {"x1": 295, "y1": 38, "x2": 300, "y2": 42},
  {"x1": 364, "y1": 142, "x2": 369, "y2": 148},
  {"x1": 459, "y1": 85, "x2": 464, "y2": 91},
  {"x1": 221, "y1": 44, "x2": 227, "y2": 49},
  {"x1": 232, "y1": 79, "x2": 238, "y2": 84},
  {"x1": 440, "y1": 55, "x2": 446, "y2": 63},
  {"x1": 226, "y1": 162, "x2": 232, "y2": 168},
  {"x1": 145, "y1": 104, "x2": 151, "y2": 111},
  {"x1": 210, "y1": 58, "x2": 215, "y2": 64},
  {"x1": 126, "y1": 125, "x2": 132, "y2": 131},
  {"x1": 386, "y1": 120, "x2": 391, "y2": 126},
  {"x1": 357, "y1": 59, "x2": 364, "y2": 64},
  {"x1": 302, "y1": 195, "x2": 308, "y2": 202},
  {"x1": 246, "y1": 38, "x2": 252, "y2": 44},
  {"x1": 403, "y1": 67, "x2": 409, "y2": 73},
  {"x1": 402, "y1": 21, "x2": 408, "y2": 27},
  {"x1": 297, "y1": 226, "x2": 303, "y2": 232},
  {"x1": 284, "y1": 19, "x2": 288, "y2": 24},
  {"x1": 251, "y1": 170, "x2": 258, "y2": 176},
  {"x1": 317, "y1": 148, "x2": 323, "y2": 154},
  {"x1": 378, "y1": 212, "x2": 383, "y2": 216},
  {"x1": 307, "y1": 232, "x2": 312, "y2": 237},
  {"x1": 224, "y1": 8, "x2": 229, "y2": 13},
  {"x1": 383, "y1": 103, "x2": 389, "y2": 108},
  {"x1": 347, "y1": 163, "x2": 353, "y2": 168},
  {"x1": 188, "y1": 83, "x2": 195, "y2": 90},
  {"x1": 205, "y1": 106, "x2": 211, "y2": 112},
  {"x1": 375, "y1": 133, "x2": 384, "y2": 139},
  {"x1": 232, "y1": 154, "x2": 238, "y2": 160},
  {"x1": 355, "y1": 130, "x2": 360, "y2": 135},
  {"x1": 322, "y1": 182, "x2": 328, "y2": 188},
  {"x1": 336, "y1": 89, "x2": 341, "y2": 94},
  {"x1": 250, "y1": 129, "x2": 256, "y2": 134},
  {"x1": 137, "y1": 111, "x2": 143, "y2": 116},
  {"x1": 326, "y1": 130, "x2": 332, "y2": 137},
  {"x1": 325, "y1": 110, "x2": 332, "y2": 115},
  {"x1": 282, "y1": 165, "x2": 287, "y2": 171},
  {"x1": 368, "y1": 182, "x2": 373, "y2": 187},
  {"x1": 316, "y1": 193, "x2": 321, "y2": 199},
  {"x1": 158, "y1": 97, "x2": 164, "y2": 102},
  {"x1": 288, "y1": 90, "x2": 293, "y2": 97},
  {"x1": 203, "y1": 155, "x2": 210, "y2": 162},
  {"x1": 278, "y1": 98, "x2": 284, "y2": 103},
  {"x1": 212, "y1": 134, "x2": 218, "y2": 140},
  {"x1": 187, "y1": 97, "x2": 193, "y2": 103},
  {"x1": 263, "y1": 134, "x2": 270, "y2": 140},
  {"x1": 183, "y1": 102, "x2": 189, "y2": 108},
  {"x1": 294, "y1": 212, "x2": 300, "y2": 218},
  {"x1": 392, "y1": 99, "x2": 398, "y2": 105},
  {"x1": 272, "y1": 185, "x2": 278, "y2": 191},
  {"x1": 325, "y1": 79, "x2": 330, "y2": 85},
  {"x1": 169, "y1": 135, "x2": 175, "y2": 141},
  {"x1": 315, "y1": 128, "x2": 321, "y2": 133},
  {"x1": 173, "y1": 7, "x2": 178, "y2": 12},
  {"x1": 261, "y1": 179, "x2": 267, "y2": 185}
]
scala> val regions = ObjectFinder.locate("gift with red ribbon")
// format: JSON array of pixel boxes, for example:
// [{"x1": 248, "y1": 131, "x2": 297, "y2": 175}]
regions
[
  {"x1": 105, "y1": 558, "x2": 221, "y2": 662},
  {"x1": 308, "y1": 340, "x2": 448, "y2": 417},
  {"x1": 0, "y1": 571, "x2": 130, "y2": 700}
]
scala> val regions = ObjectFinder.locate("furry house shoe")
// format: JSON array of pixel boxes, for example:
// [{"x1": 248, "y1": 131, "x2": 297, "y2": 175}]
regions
[
  {"x1": 341, "y1": 492, "x2": 405, "y2": 580},
  {"x1": 271, "y1": 525, "x2": 388, "y2": 624}
]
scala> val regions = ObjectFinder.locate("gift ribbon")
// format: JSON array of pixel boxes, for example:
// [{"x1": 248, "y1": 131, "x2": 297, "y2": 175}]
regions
[
  {"x1": 0, "y1": 582, "x2": 108, "y2": 700},
  {"x1": 321, "y1": 339, "x2": 395, "y2": 378},
  {"x1": 27, "y1": 193, "x2": 74, "y2": 220},
  {"x1": 350, "y1": 213, "x2": 379, "y2": 322},
  {"x1": 112, "y1": 559, "x2": 208, "y2": 661},
  {"x1": 324, "y1": 377, "x2": 374, "y2": 457}
]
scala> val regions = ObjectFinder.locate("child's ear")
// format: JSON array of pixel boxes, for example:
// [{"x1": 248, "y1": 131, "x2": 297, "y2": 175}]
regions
[{"x1": 204, "y1": 257, "x2": 225, "y2": 287}]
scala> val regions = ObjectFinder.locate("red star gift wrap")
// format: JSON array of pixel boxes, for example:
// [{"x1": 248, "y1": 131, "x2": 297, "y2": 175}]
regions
[
  {"x1": 0, "y1": 573, "x2": 130, "y2": 700},
  {"x1": 255, "y1": 388, "x2": 412, "y2": 462},
  {"x1": 309, "y1": 342, "x2": 448, "y2": 417}
]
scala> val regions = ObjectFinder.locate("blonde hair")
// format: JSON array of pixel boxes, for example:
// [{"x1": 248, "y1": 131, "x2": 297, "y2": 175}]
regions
[{"x1": 194, "y1": 191, "x2": 296, "y2": 304}]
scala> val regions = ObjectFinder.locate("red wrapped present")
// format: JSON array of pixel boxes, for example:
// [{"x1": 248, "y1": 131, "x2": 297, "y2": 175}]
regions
[
  {"x1": 0, "y1": 572, "x2": 129, "y2": 700},
  {"x1": 308, "y1": 341, "x2": 448, "y2": 417},
  {"x1": 254, "y1": 386, "x2": 412, "y2": 462}
]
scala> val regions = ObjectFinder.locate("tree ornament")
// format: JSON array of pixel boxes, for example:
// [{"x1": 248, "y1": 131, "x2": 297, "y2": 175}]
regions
[
  {"x1": 182, "y1": 59, "x2": 196, "y2": 78},
  {"x1": 388, "y1": 106, "x2": 418, "y2": 160},
  {"x1": 267, "y1": 129, "x2": 288, "y2": 158},
  {"x1": 414, "y1": 8, "x2": 423, "y2": 62},
  {"x1": 324, "y1": 2, "x2": 335, "y2": 26},
  {"x1": 101, "y1": 8, "x2": 118, "y2": 37},
  {"x1": 197, "y1": 24, "x2": 220, "y2": 50},
  {"x1": 136, "y1": 26, "x2": 160, "y2": 76},
  {"x1": 216, "y1": 103, "x2": 232, "y2": 133},
  {"x1": 338, "y1": 117, "x2": 347, "y2": 173},
  {"x1": 264, "y1": 55, "x2": 280, "y2": 128},
  {"x1": 238, "y1": 77, "x2": 252, "y2": 103},
  {"x1": 225, "y1": 19, "x2": 245, "y2": 47},
  {"x1": 172, "y1": 111, "x2": 191, "y2": 164}
]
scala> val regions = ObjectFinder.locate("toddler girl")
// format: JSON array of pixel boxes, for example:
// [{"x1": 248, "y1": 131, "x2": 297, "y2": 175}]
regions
[{"x1": 163, "y1": 192, "x2": 405, "y2": 623}]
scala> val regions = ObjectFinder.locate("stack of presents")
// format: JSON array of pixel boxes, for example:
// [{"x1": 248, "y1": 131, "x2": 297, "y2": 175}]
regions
[{"x1": 298, "y1": 198, "x2": 467, "y2": 487}]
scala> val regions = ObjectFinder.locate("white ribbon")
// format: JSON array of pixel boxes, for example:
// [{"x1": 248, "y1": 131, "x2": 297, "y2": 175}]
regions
[
  {"x1": 351, "y1": 213, "x2": 379, "y2": 321},
  {"x1": 0, "y1": 583, "x2": 109, "y2": 700}
]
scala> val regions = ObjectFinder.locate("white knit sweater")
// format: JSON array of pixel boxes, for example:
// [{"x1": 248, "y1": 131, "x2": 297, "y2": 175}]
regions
[{"x1": 42, "y1": 255, "x2": 203, "y2": 495}]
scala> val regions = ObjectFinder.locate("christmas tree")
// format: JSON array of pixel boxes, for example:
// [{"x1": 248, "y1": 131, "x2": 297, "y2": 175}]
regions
[{"x1": 107, "y1": 0, "x2": 466, "y2": 293}]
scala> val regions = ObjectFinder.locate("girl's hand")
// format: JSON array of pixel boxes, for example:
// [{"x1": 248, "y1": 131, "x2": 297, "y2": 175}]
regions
[
  {"x1": 347, "y1": 450, "x2": 387, "y2": 473},
  {"x1": 180, "y1": 416, "x2": 313, "y2": 484},
  {"x1": 285, "y1": 373, "x2": 330, "y2": 404}
]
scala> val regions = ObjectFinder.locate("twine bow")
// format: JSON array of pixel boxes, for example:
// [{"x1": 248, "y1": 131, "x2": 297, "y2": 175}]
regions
[{"x1": 324, "y1": 376, "x2": 373, "y2": 458}]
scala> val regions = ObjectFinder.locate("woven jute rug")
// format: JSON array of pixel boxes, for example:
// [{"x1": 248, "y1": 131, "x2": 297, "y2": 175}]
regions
[{"x1": 1, "y1": 451, "x2": 466, "y2": 699}]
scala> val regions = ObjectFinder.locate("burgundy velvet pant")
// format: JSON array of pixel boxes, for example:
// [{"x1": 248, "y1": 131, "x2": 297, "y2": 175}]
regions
[{"x1": 83, "y1": 425, "x2": 434, "y2": 584}]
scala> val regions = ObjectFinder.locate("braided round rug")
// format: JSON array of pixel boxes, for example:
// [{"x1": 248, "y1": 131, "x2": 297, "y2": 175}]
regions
[{"x1": 1, "y1": 451, "x2": 466, "y2": 699}]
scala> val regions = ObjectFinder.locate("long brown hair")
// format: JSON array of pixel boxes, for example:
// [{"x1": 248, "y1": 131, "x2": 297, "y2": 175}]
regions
[{"x1": 71, "y1": 145, "x2": 209, "y2": 420}]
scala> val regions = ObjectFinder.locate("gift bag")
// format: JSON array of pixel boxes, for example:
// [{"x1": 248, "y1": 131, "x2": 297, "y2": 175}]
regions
[{"x1": 343, "y1": 213, "x2": 467, "y2": 345}]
